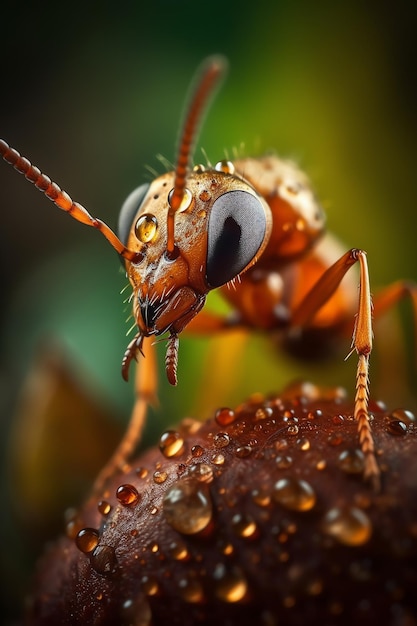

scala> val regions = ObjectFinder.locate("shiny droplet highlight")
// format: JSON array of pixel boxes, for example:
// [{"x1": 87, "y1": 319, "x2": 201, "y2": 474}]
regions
[
  {"x1": 273, "y1": 477, "x2": 316, "y2": 512},
  {"x1": 75, "y1": 528, "x2": 100, "y2": 553},
  {"x1": 163, "y1": 478, "x2": 213, "y2": 535},
  {"x1": 90, "y1": 544, "x2": 117, "y2": 575},
  {"x1": 213, "y1": 564, "x2": 248, "y2": 602},
  {"x1": 116, "y1": 484, "x2": 140, "y2": 506},
  {"x1": 159, "y1": 430, "x2": 185, "y2": 458},
  {"x1": 135, "y1": 214, "x2": 158, "y2": 243},
  {"x1": 322, "y1": 507, "x2": 372, "y2": 546}
]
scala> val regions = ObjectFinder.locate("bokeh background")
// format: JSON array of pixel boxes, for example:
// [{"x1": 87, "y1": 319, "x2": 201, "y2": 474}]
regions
[{"x1": 1, "y1": 0, "x2": 416, "y2": 621}]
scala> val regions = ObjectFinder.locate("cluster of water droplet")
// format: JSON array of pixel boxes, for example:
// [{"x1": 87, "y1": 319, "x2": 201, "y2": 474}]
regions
[{"x1": 66, "y1": 382, "x2": 417, "y2": 623}]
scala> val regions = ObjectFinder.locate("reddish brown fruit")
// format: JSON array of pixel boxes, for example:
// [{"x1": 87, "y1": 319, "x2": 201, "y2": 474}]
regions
[{"x1": 26, "y1": 383, "x2": 417, "y2": 625}]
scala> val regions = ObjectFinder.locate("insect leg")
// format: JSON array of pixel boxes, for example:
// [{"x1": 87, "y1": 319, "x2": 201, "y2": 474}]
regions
[
  {"x1": 93, "y1": 336, "x2": 158, "y2": 495},
  {"x1": 289, "y1": 249, "x2": 378, "y2": 489}
]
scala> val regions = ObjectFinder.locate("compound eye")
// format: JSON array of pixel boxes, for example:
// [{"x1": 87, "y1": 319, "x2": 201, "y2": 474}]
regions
[
  {"x1": 206, "y1": 190, "x2": 267, "y2": 288},
  {"x1": 118, "y1": 183, "x2": 150, "y2": 246}
]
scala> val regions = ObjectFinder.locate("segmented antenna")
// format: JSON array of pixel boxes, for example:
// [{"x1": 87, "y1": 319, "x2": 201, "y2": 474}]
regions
[
  {"x1": 166, "y1": 55, "x2": 228, "y2": 258},
  {"x1": 0, "y1": 139, "x2": 140, "y2": 262}
]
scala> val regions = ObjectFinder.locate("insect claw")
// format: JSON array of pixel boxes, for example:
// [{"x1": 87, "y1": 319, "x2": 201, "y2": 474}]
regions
[{"x1": 121, "y1": 333, "x2": 144, "y2": 381}]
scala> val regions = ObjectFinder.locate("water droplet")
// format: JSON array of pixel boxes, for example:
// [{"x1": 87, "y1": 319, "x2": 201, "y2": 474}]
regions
[
  {"x1": 116, "y1": 484, "x2": 140, "y2": 506},
  {"x1": 121, "y1": 596, "x2": 152, "y2": 626},
  {"x1": 274, "y1": 438, "x2": 288, "y2": 451},
  {"x1": 286, "y1": 424, "x2": 299, "y2": 436},
  {"x1": 168, "y1": 541, "x2": 189, "y2": 561},
  {"x1": 338, "y1": 449, "x2": 364, "y2": 474},
  {"x1": 159, "y1": 430, "x2": 185, "y2": 457},
  {"x1": 213, "y1": 432, "x2": 231, "y2": 448},
  {"x1": 153, "y1": 470, "x2": 168, "y2": 484},
  {"x1": 328, "y1": 432, "x2": 343, "y2": 446},
  {"x1": 135, "y1": 213, "x2": 158, "y2": 243},
  {"x1": 231, "y1": 513, "x2": 257, "y2": 538},
  {"x1": 316, "y1": 458, "x2": 327, "y2": 471},
  {"x1": 221, "y1": 542, "x2": 234, "y2": 555},
  {"x1": 235, "y1": 445, "x2": 252, "y2": 458},
  {"x1": 390, "y1": 408, "x2": 415, "y2": 424},
  {"x1": 213, "y1": 564, "x2": 248, "y2": 602},
  {"x1": 273, "y1": 478, "x2": 316, "y2": 512},
  {"x1": 149, "y1": 541, "x2": 159, "y2": 553},
  {"x1": 255, "y1": 407, "x2": 273, "y2": 420},
  {"x1": 178, "y1": 578, "x2": 204, "y2": 603},
  {"x1": 199, "y1": 189, "x2": 211, "y2": 202},
  {"x1": 191, "y1": 444, "x2": 204, "y2": 457},
  {"x1": 211, "y1": 453, "x2": 225, "y2": 465},
  {"x1": 275, "y1": 455, "x2": 293, "y2": 469},
  {"x1": 296, "y1": 437, "x2": 311, "y2": 451},
  {"x1": 98, "y1": 500, "x2": 111, "y2": 516},
  {"x1": 189, "y1": 463, "x2": 214, "y2": 483},
  {"x1": 281, "y1": 381, "x2": 320, "y2": 401},
  {"x1": 163, "y1": 478, "x2": 213, "y2": 535},
  {"x1": 65, "y1": 514, "x2": 83, "y2": 540},
  {"x1": 90, "y1": 544, "x2": 117, "y2": 575},
  {"x1": 141, "y1": 575, "x2": 159, "y2": 596},
  {"x1": 252, "y1": 488, "x2": 271, "y2": 507},
  {"x1": 215, "y1": 159, "x2": 235, "y2": 175},
  {"x1": 168, "y1": 187, "x2": 193, "y2": 212},
  {"x1": 386, "y1": 419, "x2": 408, "y2": 436},
  {"x1": 322, "y1": 507, "x2": 372, "y2": 546},
  {"x1": 215, "y1": 407, "x2": 236, "y2": 426},
  {"x1": 136, "y1": 467, "x2": 148, "y2": 479},
  {"x1": 75, "y1": 528, "x2": 99, "y2": 553}
]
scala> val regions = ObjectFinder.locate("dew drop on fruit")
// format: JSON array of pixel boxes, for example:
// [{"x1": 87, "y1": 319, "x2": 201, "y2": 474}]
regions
[
  {"x1": 215, "y1": 407, "x2": 236, "y2": 426},
  {"x1": 390, "y1": 408, "x2": 416, "y2": 424},
  {"x1": 98, "y1": 500, "x2": 112, "y2": 516},
  {"x1": 141, "y1": 575, "x2": 159, "y2": 596},
  {"x1": 178, "y1": 577, "x2": 204, "y2": 603},
  {"x1": 211, "y1": 453, "x2": 225, "y2": 465},
  {"x1": 386, "y1": 419, "x2": 408, "y2": 436},
  {"x1": 213, "y1": 564, "x2": 248, "y2": 602},
  {"x1": 338, "y1": 449, "x2": 364, "y2": 474},
  {"x1": 153, "y1": 470, "x2": 168, "y2": 484},
  {"x1": 191, "y1": 444, "x2": 204, "y2": 457},
  {"x1": 75, "y1": 528, "x2": 100, "y2": 553},
  {"x1": 90, "y1": 544, "x2": 117, "y2": 575},
  {"x1": 273, "y1": 477, "x2": 316, "y2": 512},
  {"x1": 116, "y1": 484, "x2": 140, "y2": 506},
  {"x1": 213, "y1": 432, "x2": 231, "y2": 448},
  {"x1": 159, "y1": 430, "x2": 185, "y2": 458},
  {"x1": 189, "y1": 462, "x2": 214, "y2": 483},
  {"x1": 322, "y1": 506, "x2": 372, "y2": 546},
  {"x1": 231, "y1": 513, "x2": 257, "y2": 538},
  {"x1": 168, "y1": 540, "x2": 190, "y2": 561},
  {"x1": 163, "y1": 478, "x2": 213, "y2": 534}
]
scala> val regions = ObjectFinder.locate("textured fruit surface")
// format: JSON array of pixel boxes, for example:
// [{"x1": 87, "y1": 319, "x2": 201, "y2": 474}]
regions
[{"x1": 27, "y1": 384, "x2": 417, "y2": 625}]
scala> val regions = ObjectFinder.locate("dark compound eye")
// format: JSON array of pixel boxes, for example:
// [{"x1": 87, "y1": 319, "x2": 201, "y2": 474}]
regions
[
  {"x1": 118, "y1": 183, "x2": 150, "y2": 246},
  {"x1": 206, "y1": 190, "x2": 267, "y2": 288}
]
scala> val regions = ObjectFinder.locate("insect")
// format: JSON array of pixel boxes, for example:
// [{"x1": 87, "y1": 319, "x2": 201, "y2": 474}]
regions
[{"x1": 1, "y1": 56, "x2": 416, "y2": 493}]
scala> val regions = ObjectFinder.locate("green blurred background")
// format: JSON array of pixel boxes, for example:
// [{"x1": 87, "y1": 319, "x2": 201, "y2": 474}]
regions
[{"x1": 0, "y1": 0, "x2": 416, "y2": 620}]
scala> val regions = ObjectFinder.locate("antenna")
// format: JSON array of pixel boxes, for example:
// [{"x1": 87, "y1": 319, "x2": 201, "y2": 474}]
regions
[{"x1": 166, "y1": 55, "x2": 228, "y2": 258}]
